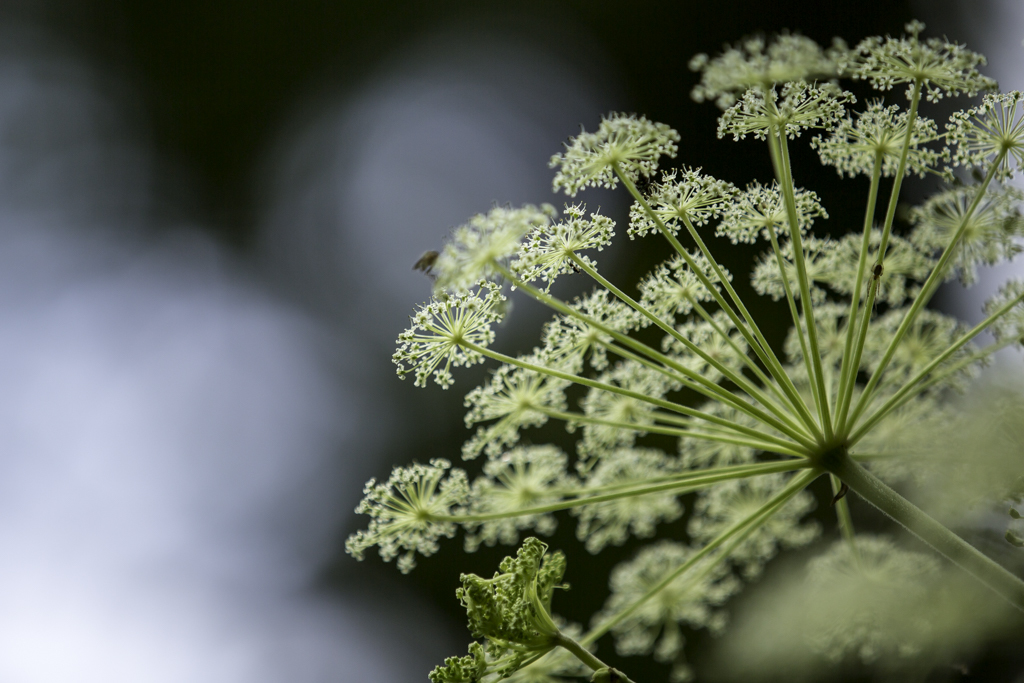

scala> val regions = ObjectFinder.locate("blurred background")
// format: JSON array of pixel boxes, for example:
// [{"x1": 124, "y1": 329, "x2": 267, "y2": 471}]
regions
[{"x1": 0, "y1": 1, "x2": 1019, "y2": 681}]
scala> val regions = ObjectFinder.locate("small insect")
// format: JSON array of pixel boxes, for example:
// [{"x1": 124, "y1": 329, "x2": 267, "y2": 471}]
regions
[
  {"x1": 569, "y1": 261, "x2": 582, "y2": 274},
  {"x1": 413, "y1": 250, "x2": 439, "y2": 276},
  {"x1": 635, "y1": 174, "x2": 656, "y2": 196},
  {"x1": 872, "y1": 263, "x2": 884, "y2": 280},
  {"x1": 830, "y1": 482, "x2": 849, "y2": 506}
]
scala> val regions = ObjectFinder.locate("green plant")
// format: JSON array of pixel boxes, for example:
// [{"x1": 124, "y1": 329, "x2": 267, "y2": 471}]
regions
[{"x1": 349, "y1": 21, "x2": 1024, "y2": 682}]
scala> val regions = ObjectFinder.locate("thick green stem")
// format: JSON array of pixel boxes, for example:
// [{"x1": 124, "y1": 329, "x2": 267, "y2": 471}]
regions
[
  {"x1": 555, "y1": 633, "x2": 636, "y2": 683},
  {"x1": 824, "y1": 449, "x2": 1024, "y2": 612}
]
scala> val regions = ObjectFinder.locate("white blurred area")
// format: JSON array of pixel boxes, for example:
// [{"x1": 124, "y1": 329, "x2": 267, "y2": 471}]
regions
[{"x1": 0, "y1": 20, "x2": 617, "y2": 683}]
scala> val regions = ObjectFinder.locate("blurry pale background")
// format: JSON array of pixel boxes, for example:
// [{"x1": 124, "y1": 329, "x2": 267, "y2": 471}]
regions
[{"x1": 0, "y1": 2, "x2": 1019, "y2": 682}]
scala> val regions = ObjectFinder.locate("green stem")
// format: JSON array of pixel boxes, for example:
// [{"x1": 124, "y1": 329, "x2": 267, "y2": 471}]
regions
[
  {"x1": 548, "y1": 459, "x2": 808, "y2": 497},
  {"x1": 493, "y1": 262, "x2": 814, "y2": 447},
  {"x1": 770, "y1": 127, "x2": 833, "y2": 440},
  {"x1": 830, "y1": 473, "x2": 862, "y2": 568},
  {"x1": 554, "y1": 633, "x2": 636, "y2": 683},
  {"x1": 444, "y1": 459, "x2": 810, "y2": 522},
  {"x1": 846, "y1": 159, "x2": 1004, "y2": 429},
  {"x1": 583, "y1": 468, "x2": 821, "y2": 645},
  {"x1": 572, "y1": 254, "x2": 809, "y2": 439},
  {"x1": 823, "y1": 449, "x2": 1024, "y2": 612},
  {"x1": 463, "y1": 340, "x2": 816, "y2": 451},
  {"x1": 541, "y1": 407, "x2": 808, "y2": 458},
  {"x1": 615, "y1": 165, "x2": 823, "y2": 441},
  {"x1": 602, "y1": 339, "x2": 816, "y2": 449},
  {"x1": 838, "y1": 83, "x2": 923, "y2": 433},
  {"x1": 835, "y1": 151, "x2": 884, "y2": 429},
  {"x1": 689, "y1": 297, "x2": 791, "y2": 406}
]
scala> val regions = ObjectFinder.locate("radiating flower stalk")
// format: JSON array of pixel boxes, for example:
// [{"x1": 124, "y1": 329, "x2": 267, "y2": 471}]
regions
[{"x1": 353, "y1": 22, "x2": 1024, "y2": 682}]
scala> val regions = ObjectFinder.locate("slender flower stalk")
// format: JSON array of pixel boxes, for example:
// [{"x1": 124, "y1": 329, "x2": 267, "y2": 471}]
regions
[{"x1": 353, "y1": 21, "x2": 1024, "y2": 682}]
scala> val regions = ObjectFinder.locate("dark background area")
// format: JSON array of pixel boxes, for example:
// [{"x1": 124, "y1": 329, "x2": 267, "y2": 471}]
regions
[{"x1": 3, "y1": 1, "x2": 1022, "y2": 681}]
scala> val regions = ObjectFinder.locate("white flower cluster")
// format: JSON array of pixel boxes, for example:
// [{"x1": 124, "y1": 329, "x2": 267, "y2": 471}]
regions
[
  {"x1": 717, "y1": 181, "x2": 827, "y2": 244},
  {"x1": 947, "y1": 90, "x2": 1024, "y2": 181},
  {"x1": 462, "y1": 358, "x2": 570, "y2": 460},
  {"x1": 638, "y1": 252, "x2": 731, "y2": 320},
  {"x1": 717, "y1": 81, "x2": 854, "y2": 141},
  {"x1": 690, "y1": 33, "x2": 846, "y2": 108},
  {"x1": 550, "y1": 113, "x2": 679, "y2": 196},
  {"x1": 433, "y1": 204, "x2": 556, "y2": 293},
  {"x1": 346, "y1": 459, "x2": 469, "y2": 574},
  {"x1": 393, "y1": 282, "x2": 506, "y2": 388},
  {"x1": 628, "y1": 168, "x2": 738, "y2": 238},
  {"x1": 847, "y1": 20, "x2": 996, "y2": 102},
  {"x1": 596, "y1": 541, "x2": 740, "y2": 682},
  {"x1": 688, "y1": 474, "x2": 819, "y2": 579},
  {"x1": 908, "y1": 185, "x2": 1024, "y2": 285},
  {"x1": 463, "y1": 445, "x2": 573, "y2": 552},
  {"x1": 812, "y1": 101, "x2": 943, "y2": 178},
  {"x1": 572, "y1": 448, "x2": 685, "y2": 553},
  {"x1": 513, "y1": 204, "x2": 615, "y2": 291}
]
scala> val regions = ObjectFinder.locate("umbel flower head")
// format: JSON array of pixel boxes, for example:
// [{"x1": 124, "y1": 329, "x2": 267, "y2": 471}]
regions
[
  {"x1": 717, "y1": 180, "x2": 827, "y2": 244},
  {"x1": 461, "y1": 357, "x2": 570, "y2": 460},
  {"x1": 596, "y1": 541, "x2": 740, "y2": 682},
  {"x1": 433, "y1": 204, "x2": 556, "y2": 293},
  {"x1": 690, "y1": 32, "x2": 846, "y2": 108},
  {"x1": 550, "y1": 113, "x2": 679, "y2": 196},
  {"x1": 463, "y1": 445, "x2": 574, "y2": 552},
  {"x1": 812, "y1": 101, "x2": 943, "y2": 178},
  {"x1": 947, "y1": 90, "x2": 1024, "y2": 180},
  {"x1": 512, "y1": 204, "x2": 615, "y2": 291},
  {"x1": 393, "y1": 281, "x2": 506, "y2": 389},
  {"x1": 717, "y1": 81, "x2": 854, "y2": 141},
  {"x1": 628, "y1": 168, "x2": 738, "y2": 238},
  {"x1": 346, "y1": 459, "x2": 469, "y2": 574},
  {"x1": 846, "y1": 20, "x2": 996, "y2": 102}
]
